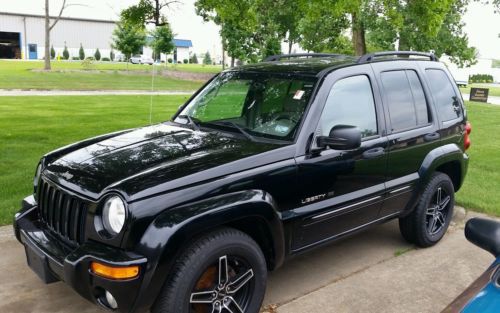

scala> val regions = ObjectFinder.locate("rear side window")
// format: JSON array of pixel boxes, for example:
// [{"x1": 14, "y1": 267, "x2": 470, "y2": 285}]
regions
[
  {"x1": 425, "y1": 69, "x2": 462, "y2": 121},
  {"x1": 380, "y1": 70, "x2": 430, "y2": 132},
  {"x1": 319, "y1": 75, "x2": 377, "y2": 139}
]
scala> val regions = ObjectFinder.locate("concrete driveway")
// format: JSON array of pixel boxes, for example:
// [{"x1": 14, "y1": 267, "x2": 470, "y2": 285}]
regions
[{"x1": 0, "y1": 209, "x2": 493, "y2": 313}]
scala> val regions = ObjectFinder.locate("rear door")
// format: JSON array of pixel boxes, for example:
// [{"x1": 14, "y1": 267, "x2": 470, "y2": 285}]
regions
[{"x1": 371, "y1": 61, "x2": 441, "y2": 216}]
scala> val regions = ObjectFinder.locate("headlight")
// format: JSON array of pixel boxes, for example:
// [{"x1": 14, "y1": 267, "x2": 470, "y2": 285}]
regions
[
  {"x1": 33, "y1": 163, "x2": 42, "y2": 194},
  {"x1": 102, "y1": 196, "x2": 126, "y2": 236}
]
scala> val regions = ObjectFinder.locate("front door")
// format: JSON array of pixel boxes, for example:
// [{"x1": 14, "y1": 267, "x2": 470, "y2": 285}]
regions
[
  {"x1": 28, "y1": 44, "x2": 37, "y2": 59},
  {"x1": 292, "y1": 65, "x2": 389, "y2": 251}
]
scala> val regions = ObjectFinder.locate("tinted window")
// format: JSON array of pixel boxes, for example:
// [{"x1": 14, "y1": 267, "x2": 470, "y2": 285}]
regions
[
  {"x1": 319, "y1": 75, "x2": 377, "y2": 139},
  {"x1": 176, "y1": 73, "x2": 317, "y2": 140},
  {"x1": 425, "y1": 69, "x2": 461, "y2": 121},
  {"x1": 381, "y1": 70, "x2": 430, "y2": 131}
]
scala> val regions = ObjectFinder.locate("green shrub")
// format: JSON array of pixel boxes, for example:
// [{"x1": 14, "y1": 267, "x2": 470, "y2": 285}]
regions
[
  {"x1": 101, "y1": 57, "x2": 110, "y2": 61},
  {"x1": 50, "y1": 45, "x2": 55, "y2": 59},
  {"x1": 469, "y1": 74, "x2": 494, "y2": 83},
  {"x1": 63, "y1": 46, "x2": 69, "y2": 60},
  {"x1": 94, "y1": 48, "x2": 101, "y2": 61},
  {"x1": 190, "y1": 54, "x2": 198, "y2": 64},
  {"x1": 183, "y1": 59, "x2": 188, "y2": 64},
  {"x1": 71, "y1": 56, "x2": 80, "y2": 60},
  {"x1": 167, "y1": 58, "x2": 173, "y2": 64},
  {"x1": 79, "y1": 44, "x2": 85, "y2": 60}
]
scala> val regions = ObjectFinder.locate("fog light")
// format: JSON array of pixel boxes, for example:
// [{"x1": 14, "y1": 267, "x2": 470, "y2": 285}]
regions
[{"x1": 105, "y1": 290, "x2": 118, "y2": 309}]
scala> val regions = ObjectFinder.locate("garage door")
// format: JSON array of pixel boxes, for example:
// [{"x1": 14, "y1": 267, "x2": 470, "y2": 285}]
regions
[{"x1": 0, "y1": 31, "x2": 21, "y2": 59}]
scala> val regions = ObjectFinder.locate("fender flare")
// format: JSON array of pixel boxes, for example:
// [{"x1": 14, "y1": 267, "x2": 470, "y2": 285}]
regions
[
  {"x1": 131, "y1": 189, "x2": 285, "y2": 311},
  {"x1": 401, "y1": 143, "x2": 468, "y2": 217},
  {"x1": 418, "y1": 143, "x2": 468, "y2": 190}
]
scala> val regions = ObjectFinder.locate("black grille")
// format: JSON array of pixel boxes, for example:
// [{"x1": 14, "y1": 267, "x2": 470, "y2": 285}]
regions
[{"x1": 37, "y1": 178, "x2": 87, "y2": 246}]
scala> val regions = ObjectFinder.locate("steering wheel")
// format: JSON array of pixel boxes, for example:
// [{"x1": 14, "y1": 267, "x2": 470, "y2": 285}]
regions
[{"x1": 272, "y1": 114, "x2": 298, "y2": 124}]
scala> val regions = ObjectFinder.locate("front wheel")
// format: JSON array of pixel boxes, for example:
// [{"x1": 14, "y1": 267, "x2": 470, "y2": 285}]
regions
[
  {"x1": 152, "y1": 228, "x2": 267, "y2": 313},
  {"x1": 399, "y1": 172, "x2": 455, "y2": 247}
]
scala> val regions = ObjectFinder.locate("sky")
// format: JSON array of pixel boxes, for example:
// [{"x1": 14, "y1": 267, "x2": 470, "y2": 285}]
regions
[{"x1": 1, "y1": 0, "x2": 499, "y2": 59}]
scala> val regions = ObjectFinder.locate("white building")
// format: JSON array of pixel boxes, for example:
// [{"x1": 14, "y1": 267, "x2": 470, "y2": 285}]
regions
[
  {"x1": 0, "y1": 11, "x2": 193, "y2": 62},
  {"x1": 0, "y1": 12, "x2": 116, "y2": 60}
]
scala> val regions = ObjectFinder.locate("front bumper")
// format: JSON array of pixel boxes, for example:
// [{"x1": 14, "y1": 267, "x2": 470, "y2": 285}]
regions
[{"x1": 14, "y1": 196, "x2": 148, "y2": 312}]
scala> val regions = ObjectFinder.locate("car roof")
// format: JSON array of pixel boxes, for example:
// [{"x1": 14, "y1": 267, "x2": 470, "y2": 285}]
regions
[
  {"x1": 227, "y1": 56, "x2": 358, "y2": 77},
  {"x1": 224, "y1": 51, "x2": 441, "y2": 78}
]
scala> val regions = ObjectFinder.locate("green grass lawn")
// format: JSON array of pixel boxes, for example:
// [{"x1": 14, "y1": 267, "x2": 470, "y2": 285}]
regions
[
  {"x1": 456, "y1": 101, "x2": 500, "y2": 215},
  {"x1": 0, "y1": 60, "x2": 212, "y2": 91},
  {"x1": 0, "y1": 96, "x2": 498, "y2": 225},
  {"x1": 460, "y1": 84, "x2": 500, "y2": 97},
  {"x1": 0, "y1": 95, "x2": 189, "y2": 224}
]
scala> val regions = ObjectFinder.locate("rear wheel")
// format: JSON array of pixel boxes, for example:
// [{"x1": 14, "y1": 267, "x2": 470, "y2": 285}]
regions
[
  {"x1": 152, "y1": 228, "x2": 267, "y2": 313},
  {"x1": 399, "y1": 172, "x2": 455, "y2": 247}
]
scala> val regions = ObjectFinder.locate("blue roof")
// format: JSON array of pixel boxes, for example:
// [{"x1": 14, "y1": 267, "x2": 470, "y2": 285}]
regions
[{"x1": 173, "y1": 39, "x2": 193, "y2": 48}]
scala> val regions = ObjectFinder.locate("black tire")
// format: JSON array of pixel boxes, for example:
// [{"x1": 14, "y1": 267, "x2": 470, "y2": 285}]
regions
[
  {"x1": 152, "y1": 228, "x2": 267, "y2": 313},
  {"x1": 399, "y1": 172, "x2": 455, "y2": 247}
]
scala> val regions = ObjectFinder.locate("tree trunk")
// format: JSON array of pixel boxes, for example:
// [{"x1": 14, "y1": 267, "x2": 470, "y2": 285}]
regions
[
  {"x1": 44, "y1": 0, "x2": 51, "y2": 70},
  {"x1": 351, "y1": 12, "x2": 366, "y2": 56},
  {"x1": 231, "y1": 57, "x2": 235, "y2": 68},
  {"x1": 288, "y1": 40, "x2": 293, "y2": 55}
]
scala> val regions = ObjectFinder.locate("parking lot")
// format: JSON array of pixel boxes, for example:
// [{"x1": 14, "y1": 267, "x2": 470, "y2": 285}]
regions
[{"x1": 0, "y1": 209, "x2": 493, "y2": 313}]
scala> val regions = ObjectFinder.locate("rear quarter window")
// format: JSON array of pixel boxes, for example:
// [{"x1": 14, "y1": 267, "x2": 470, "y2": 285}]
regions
[{"x1": 425, "y1": 69, "x2": 462, "y2": 121}]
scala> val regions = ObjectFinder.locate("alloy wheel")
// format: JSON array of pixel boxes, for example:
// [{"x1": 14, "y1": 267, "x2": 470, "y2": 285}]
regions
[
  {"x1": 190, "y1": 255, "x2": 255, "y2": 313},
  {"x1": 425, "y1": 186, "x2": 451, "y2": 235}
]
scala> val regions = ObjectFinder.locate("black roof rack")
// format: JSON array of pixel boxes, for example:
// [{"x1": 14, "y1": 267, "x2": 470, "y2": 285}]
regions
[
  {"x1": 357, "y1": 51, "x2": 438, "y2": 64},
  {"x1": 264, "y1": 53, "x2": 344, "y2": 62}
]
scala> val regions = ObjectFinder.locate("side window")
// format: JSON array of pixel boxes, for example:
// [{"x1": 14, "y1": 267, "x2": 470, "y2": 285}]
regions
[
  {"x1": 425, "y1": 69, "x2": 462, "y2": 121},
  {"x1": 380, "y1": 70, "x2": 430, "y2": 132},
  {"x1": 319, "y1": 75, "x2": 377, "y2": 139}
]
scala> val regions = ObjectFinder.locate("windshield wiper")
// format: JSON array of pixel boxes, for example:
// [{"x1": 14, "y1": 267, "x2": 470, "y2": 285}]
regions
[
  {"x1": 177, "y1": 115, "x2": 201, "y2": 131},
  {"x1": 211, "y1": 121, "x2": 256, "y2": 142}
]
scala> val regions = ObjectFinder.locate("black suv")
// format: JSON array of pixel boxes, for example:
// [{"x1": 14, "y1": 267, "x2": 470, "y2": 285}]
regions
[{"x1": 14, "y1": 51, "x2": 471, "y2": 313}]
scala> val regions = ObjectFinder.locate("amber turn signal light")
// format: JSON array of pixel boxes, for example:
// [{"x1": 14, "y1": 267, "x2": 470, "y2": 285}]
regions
[{"x1": 90, "y1": 262, "x2": 139, "y2": 280}]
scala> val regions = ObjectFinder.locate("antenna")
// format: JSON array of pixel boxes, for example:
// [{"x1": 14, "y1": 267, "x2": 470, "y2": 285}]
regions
[{"x1": 149, "y1": 60, "x2": 156, "y2": 124}]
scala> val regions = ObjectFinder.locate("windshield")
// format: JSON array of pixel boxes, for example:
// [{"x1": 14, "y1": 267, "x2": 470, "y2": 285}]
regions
[{"x1": 175, "y1": 72, "x2": 317, "y2": 141}]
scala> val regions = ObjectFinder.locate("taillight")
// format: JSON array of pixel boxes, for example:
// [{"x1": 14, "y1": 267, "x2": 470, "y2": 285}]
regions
[{"x1": 464, "y1": 122, "x2": 472, "y2": 150}]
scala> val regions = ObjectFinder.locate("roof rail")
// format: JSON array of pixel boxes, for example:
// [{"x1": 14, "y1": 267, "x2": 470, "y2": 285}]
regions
[
  {"x1": 265, "y1": 53, "x2": 343, "y2": 62},
  {"x1": 357, "y1": 51, "x2": 438, "y2": 64}
]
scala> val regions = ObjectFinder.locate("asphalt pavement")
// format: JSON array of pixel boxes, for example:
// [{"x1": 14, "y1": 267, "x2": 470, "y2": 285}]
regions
[{"x1": 0, "y1": 208, "x2": 494, "y2": 313}]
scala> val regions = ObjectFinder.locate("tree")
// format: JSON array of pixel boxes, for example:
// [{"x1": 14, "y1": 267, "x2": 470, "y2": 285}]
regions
[
  {"x1": 79, "y1": 44, "x2": 85, "y2": 60},
  {"x1": 203, "y1": 51, "x2": 212, "y2": 65},
  {"x1": 150, "y1": 24, "x2": 175, "y2": 61},
  {"x1": 121, "y1": 0, "x2": 180, "y2": 27},
  {"x1": 50, "y1": 45, "x2": 55, "y2": 59},
  {"x1": 190, "y1": 53, "x2": 199, "y2": 64},
  {"x1": 111, "y1": 21, "x2": 146, "y2": 62},
  {"x1": 94, "y1": 48, "x2": 101, "y2": 61},
  {"x1": 62, "y1": 45, "x2": 69, "y2": 60},
  {"x1": 44, "y1": 0, "x2": 82, "y2": 69},
  {"x1": 298, "y1": 0, "x2": 351, "y2": 54}
]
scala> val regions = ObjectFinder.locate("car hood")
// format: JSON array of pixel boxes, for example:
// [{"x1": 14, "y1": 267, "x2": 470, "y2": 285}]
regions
[{"x1": 44, "y1": 123, "x2": 281, "y2": 199}]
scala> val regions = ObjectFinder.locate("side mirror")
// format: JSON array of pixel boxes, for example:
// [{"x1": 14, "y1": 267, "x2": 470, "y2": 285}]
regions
[{"x1": 316, "y1": 125, "x2": 362, "y2": 150}]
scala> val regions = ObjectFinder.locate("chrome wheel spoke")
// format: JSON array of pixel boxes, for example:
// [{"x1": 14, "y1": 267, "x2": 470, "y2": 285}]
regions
[
  {"x1": 436, "y1": 187, "x2": 442, "y2": 205},
  {"x1": 426, "y1": 206, "x2": 436, "y2": 216},
  {"x1": 190, "y1": 290, "x2": 216, "y2": 304},
  {"x1": 428, "y1": 216, "x2": 437, "y2": 234},
  {"x1": 227, "y1": 269, "x2": 254, "y2": 294},
  {"x1": 436, "y1": 212, "x2": 445, "y2": 226},
  {"x1": 218, "y1": 255, "x2": 229, "y2": 287},
  {"x1": 439, "y1": 195, "x2": 451, "y2": 211},
  {"x1": 223, "y1": 297, "x2": 244, "y2": 313}
]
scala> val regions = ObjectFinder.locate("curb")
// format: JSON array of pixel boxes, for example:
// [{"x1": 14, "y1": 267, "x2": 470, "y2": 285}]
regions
[{"x1": 452, "y1": 206, "x2": 467, "y2": 224}]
